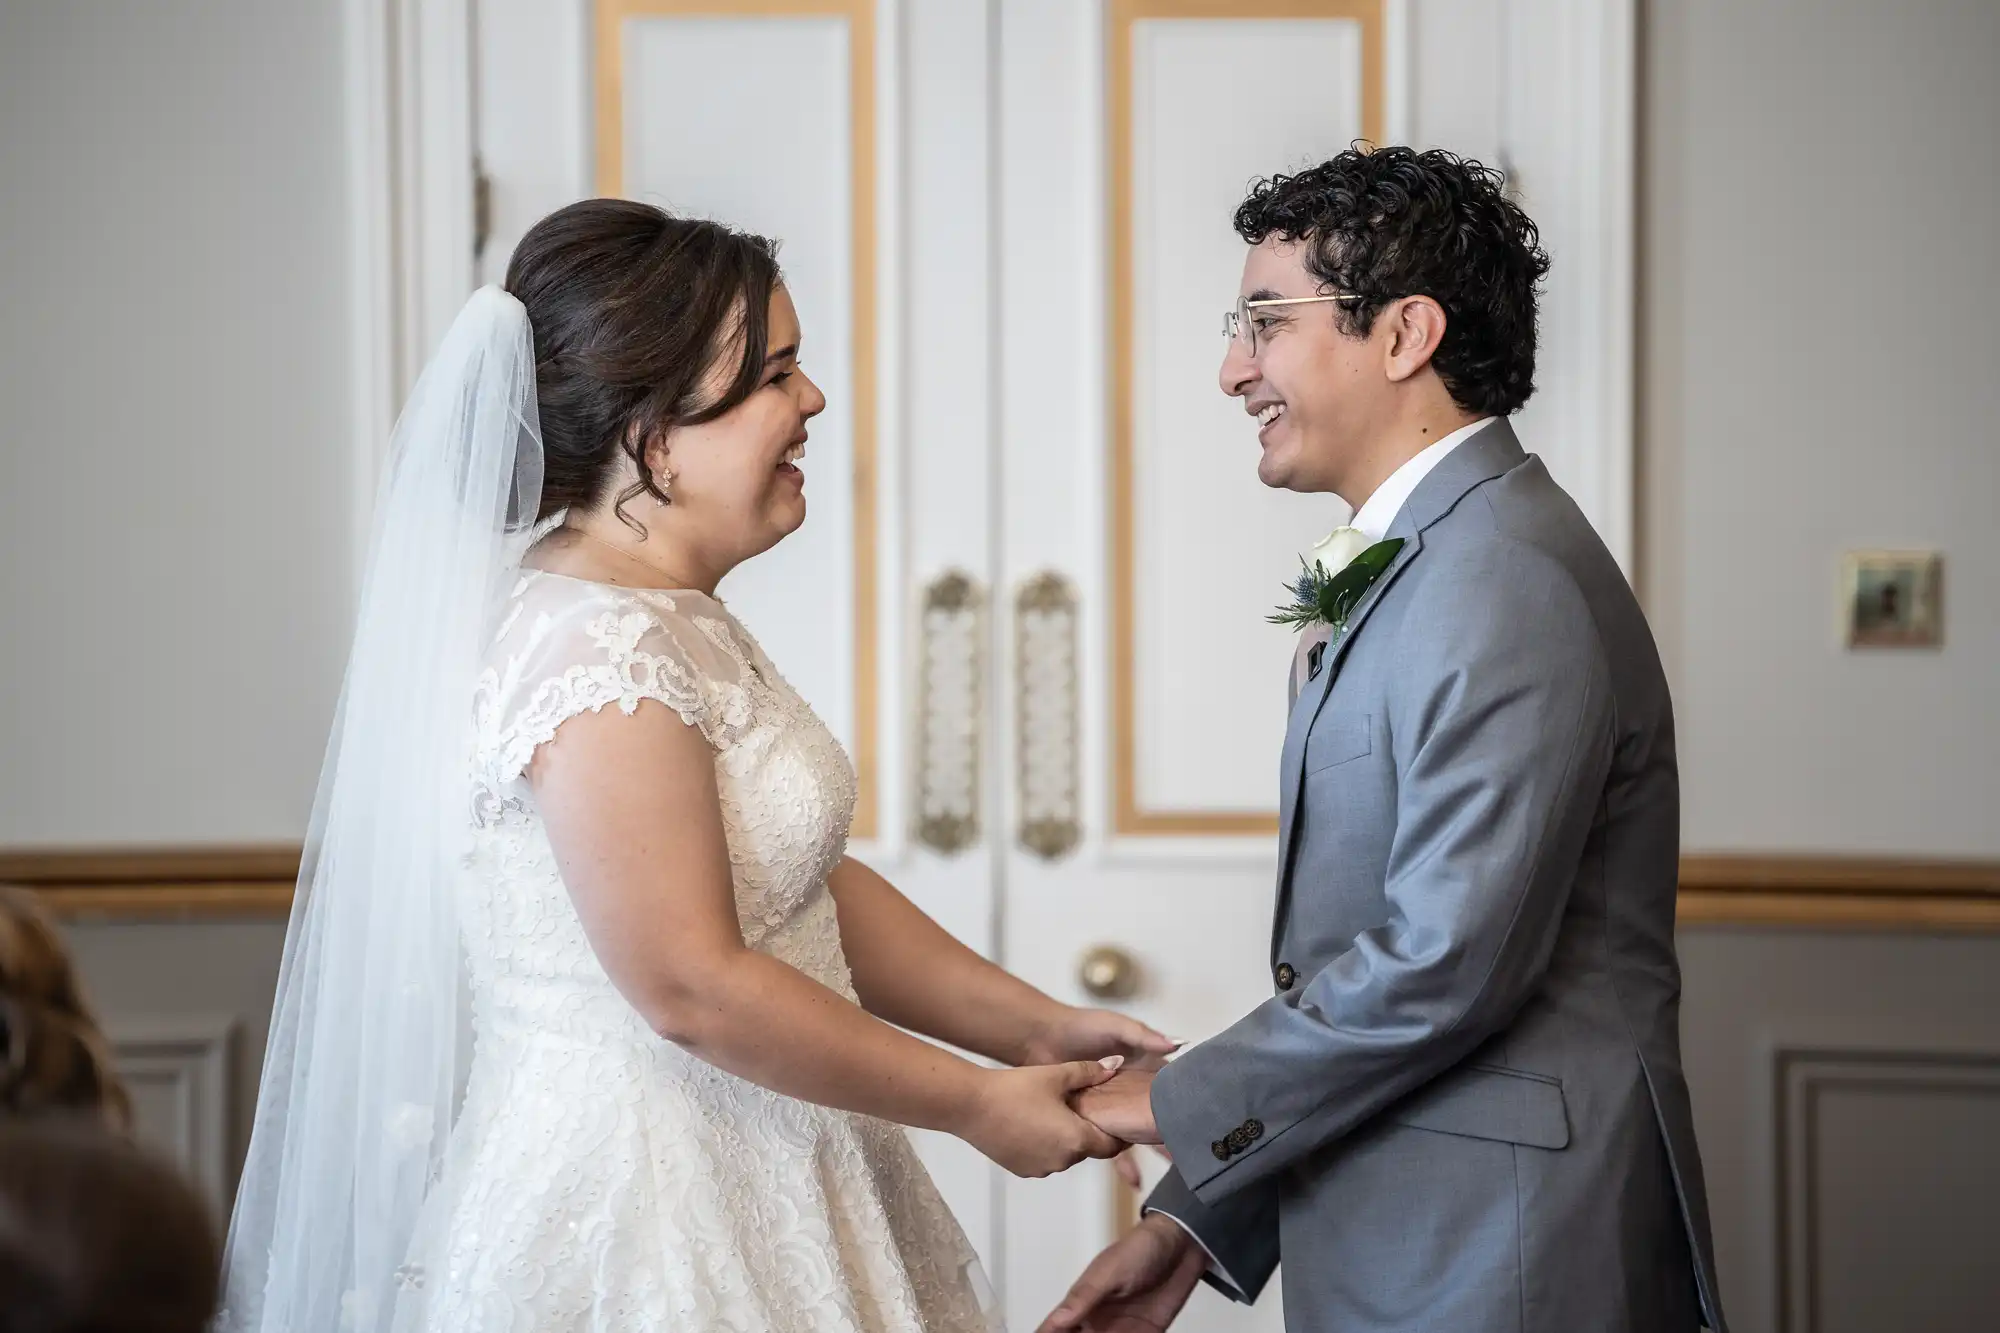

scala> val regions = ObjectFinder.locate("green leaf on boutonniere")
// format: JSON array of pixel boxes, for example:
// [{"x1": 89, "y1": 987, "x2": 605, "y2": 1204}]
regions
[{"x1": 1267, "y1": 537, "x2": 1405, "y2": 630}]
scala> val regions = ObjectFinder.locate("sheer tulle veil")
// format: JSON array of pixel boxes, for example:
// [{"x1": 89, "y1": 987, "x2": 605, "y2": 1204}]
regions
[{"x1": 217, "y1": 286, "x2": 544, "y2": 1332}]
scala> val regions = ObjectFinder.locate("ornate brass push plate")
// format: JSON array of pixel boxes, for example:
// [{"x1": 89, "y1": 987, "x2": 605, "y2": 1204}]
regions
[
  {"x1": 1016, "y1": 572, "x2": 1081, "y2": 860},
  {"x1": 913, "y1": 571, "x2": 984, "y2": 855}
]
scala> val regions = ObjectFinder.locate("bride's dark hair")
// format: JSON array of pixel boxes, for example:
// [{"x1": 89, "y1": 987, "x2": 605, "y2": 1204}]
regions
[{"x1": 504, "y1": 199, "x2": 781, "y2": 525}]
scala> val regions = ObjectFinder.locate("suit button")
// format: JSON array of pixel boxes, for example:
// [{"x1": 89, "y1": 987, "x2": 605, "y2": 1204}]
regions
[
  {"x1": 1243, "y1": 1119, "x2": 1265, "y2": 1142},
  {"x1": 1211, "y1": 1139, "x2": 1231, "y2": 1161},
  {"x1": 1275, "y1": 963, "x2": 1296, "y2": 991}
]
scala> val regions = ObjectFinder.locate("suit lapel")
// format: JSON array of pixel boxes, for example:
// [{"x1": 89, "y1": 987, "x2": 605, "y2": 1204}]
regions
[
  {"x1": 1287, "y1": 623, "x2": 1333, "y2": 708},
  {"x1": 1271, "y1": 524, "x2": 1422, "y2": 941},
  {"x1": 1269, "y1": 419, "x2": 1530, "y2": 947}
]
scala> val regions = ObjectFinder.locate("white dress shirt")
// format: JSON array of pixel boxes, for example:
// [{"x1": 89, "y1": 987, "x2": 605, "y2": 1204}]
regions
[
  {"x1": 1283, "y1": 416, "x2": 1496, "y2": 700},
  {"x1": 1146, "y1": 416, "x2": 1496, "y2": 1291},
  {"x1": 1349, "y1": 415, "x2": 1496, "y2": 542}
]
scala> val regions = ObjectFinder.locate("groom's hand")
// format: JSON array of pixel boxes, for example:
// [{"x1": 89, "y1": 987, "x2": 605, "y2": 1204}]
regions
[
  {"x1": 1038, "y1": 1213, "x2": 1206, "y2": 1333},
  {"x1": 1072, "y1": 1069, "x2": 1161, "y2": 1144}
]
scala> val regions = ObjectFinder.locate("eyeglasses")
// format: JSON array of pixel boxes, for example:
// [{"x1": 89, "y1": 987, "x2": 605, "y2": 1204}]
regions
[{"x1": 1222, "y1": 294, "x2": 1364, "y2": 357}]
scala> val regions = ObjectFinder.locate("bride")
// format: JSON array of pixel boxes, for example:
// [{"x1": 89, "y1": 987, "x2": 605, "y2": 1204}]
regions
[{"x1": 218, "y1": 199, "x2": 1171, "y2": 1332}]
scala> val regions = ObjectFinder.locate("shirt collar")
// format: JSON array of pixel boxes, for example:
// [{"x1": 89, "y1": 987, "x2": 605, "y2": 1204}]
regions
[{"x1": 1349, "y1": 417, "x2": 1496, "y2": 542}]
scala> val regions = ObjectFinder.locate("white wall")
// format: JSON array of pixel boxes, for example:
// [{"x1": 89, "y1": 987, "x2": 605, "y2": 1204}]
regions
[
  {"x1": 1641, "y1": 0, "x2": 2000, "y2": 855},
  {"x1": 1644, "y1": 12, "x2": 2000, "y2": 1325},
  {"x1": 0, "y1": 0, "x2": 355, "y2": 845}
]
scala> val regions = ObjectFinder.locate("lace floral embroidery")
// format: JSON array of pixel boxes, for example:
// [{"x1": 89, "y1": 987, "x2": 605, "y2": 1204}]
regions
[{"x1": 401, "y1": 574, "x2": 984, "y2": 1332}]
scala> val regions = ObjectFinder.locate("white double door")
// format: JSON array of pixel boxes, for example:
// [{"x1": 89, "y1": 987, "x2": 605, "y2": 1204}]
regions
[{"x1": 473, "y1": 2, "x2": 1630, "y2": 1327}]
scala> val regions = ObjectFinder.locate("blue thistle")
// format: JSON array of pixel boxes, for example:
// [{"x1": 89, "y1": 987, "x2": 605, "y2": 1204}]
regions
[{"x1": 1267, "y1": 538, "x2": 1405, "y2": 630}]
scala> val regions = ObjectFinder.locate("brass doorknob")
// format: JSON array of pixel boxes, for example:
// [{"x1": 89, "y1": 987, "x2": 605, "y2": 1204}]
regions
[{"x1": 1077, "y1": 945, "x2": 1141, "y2": 1001}]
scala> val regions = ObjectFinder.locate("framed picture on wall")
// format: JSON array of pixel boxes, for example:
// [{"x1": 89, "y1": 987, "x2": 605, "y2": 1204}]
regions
[{"x1": 1842, "y1": 550, "x2": 1944, "y2": 648}]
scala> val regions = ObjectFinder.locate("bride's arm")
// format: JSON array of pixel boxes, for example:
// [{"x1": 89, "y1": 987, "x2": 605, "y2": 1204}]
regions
[
  {"x1": 530, "y1": 699, "x2": 1123, "y2": 1178},
  {"x1": 828, "y1": 857, "x2": 1179, "y2": 1069}
]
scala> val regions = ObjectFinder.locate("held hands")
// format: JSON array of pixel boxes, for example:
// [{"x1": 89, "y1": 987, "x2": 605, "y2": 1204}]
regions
[
  {"x1": 961, "y1": 1005, "x2": 1175, "y2": 1178},
  {"x1": 1014, "y1": 1009, "x2": 1187, "y2": 1331},
  {"x1": 1071, "y1": 1069, "x2": 1162, "y2": 1145},
  {"x1": 962, "y1": 1057, "x2": 1129, "y2": 1178},
  {"x1": 1024, "y1": 1008, "x2": 1176, "y2": 1184},
  {"x1": 1025, "y1": 1005, "x2": 1173, "y2": 1148}
]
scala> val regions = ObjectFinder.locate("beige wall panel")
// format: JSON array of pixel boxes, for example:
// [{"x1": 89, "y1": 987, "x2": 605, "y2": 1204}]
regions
[
  {"x1": 0, "y1": 1, "x2": 355, "y2": 846},
  {"x1": 1641, "y1": 0, "x2": 2000, "y2": 855}
]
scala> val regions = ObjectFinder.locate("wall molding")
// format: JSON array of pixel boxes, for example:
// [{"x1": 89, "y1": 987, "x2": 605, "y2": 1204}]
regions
[
  {"x1": 108, "y1": 1014, "x2": 240, "y2": 1216},
  {"x1": 9, "y1": 847, "x2": 1999, "y2": 929},
  {"x1": 3, "y1": 846, "x2": 299, "y2": 919},
  {"x1": 1772, "y1": 1044, "x2": 2000, "y2": 1333},
  {"x1": 1680, "y1": 854, "x2": 2000, "y2": 895},
  {"x1": 1678, "y1": 854, "x2": 2000, "y2": 931}
]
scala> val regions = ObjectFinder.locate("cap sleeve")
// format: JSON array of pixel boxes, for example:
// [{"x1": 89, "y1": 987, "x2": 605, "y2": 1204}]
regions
[{"x1": 472, "y1": 577, "x2": 755, "y2": 802}]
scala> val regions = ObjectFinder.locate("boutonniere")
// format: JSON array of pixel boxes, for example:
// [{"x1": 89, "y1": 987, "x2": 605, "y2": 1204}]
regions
[{"x1": 1268, "y1": 526, "x2": 1406, "y2": 634}]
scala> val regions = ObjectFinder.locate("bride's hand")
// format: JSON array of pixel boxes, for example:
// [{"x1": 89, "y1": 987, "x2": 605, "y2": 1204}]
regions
[
  {"x1": 1020, "y1": 1006, "x2": 1180, "y2": 1071},
  {"x1": 960, "y1": 1058, "x2": 1130, "y2": 1177}
]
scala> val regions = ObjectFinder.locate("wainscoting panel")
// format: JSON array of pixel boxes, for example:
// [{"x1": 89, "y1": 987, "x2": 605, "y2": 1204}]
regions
[
  {"x1": 1775, "y1": 1047, "x2": 2000, "y2": 1333},
  {"x1": 23, "y1": 846, "x2": 2000, "y2": 1326},
  {"x1": 1678, "y1": 928, "x2": 2000, "y2": 1333},
  {"x1": 56, "y1": 917, "x2": 289, "y2": 1214},
  {"x1": 110, "y1": 1014, "x2": 239, "y2": 1216}
]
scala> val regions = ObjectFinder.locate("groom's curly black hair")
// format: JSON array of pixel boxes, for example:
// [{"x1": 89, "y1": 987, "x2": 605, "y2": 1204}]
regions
[{"x1": 1235, "y1": 145, "x2": 1551, "y2": 417}]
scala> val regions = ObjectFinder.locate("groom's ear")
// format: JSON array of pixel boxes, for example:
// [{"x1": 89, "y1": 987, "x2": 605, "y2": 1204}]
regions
[{"x1": 1381, "y1": 295, "x2": 1448, "y2": 384}]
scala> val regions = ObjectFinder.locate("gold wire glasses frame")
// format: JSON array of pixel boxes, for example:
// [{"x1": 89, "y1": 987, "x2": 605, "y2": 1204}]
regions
[{"x1": 1222, "y1": 294, "x2": 1365, "y2": 357}]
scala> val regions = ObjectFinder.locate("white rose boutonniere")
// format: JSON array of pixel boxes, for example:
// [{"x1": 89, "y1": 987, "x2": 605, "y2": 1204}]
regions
[
  {"x1": 1269, "y1": 526, "x2": 1407, "y2": 633},
  {"x1": 1305, "y1": 526, "x2": 1375, "y2": 580}
]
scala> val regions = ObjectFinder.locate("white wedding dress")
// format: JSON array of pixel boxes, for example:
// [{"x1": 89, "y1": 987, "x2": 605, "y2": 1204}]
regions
[{"x1": 390, "y1": 569, "x2": 992, "y2": 1332}]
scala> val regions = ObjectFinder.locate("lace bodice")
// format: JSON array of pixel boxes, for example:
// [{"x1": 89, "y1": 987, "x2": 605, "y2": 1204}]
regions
[
  {"x1": 472, "y1": 570, "x2": 857, "y2": 943},
  {"x1": 385, "y1": 571, "x2": 986, "y2": 1332}
]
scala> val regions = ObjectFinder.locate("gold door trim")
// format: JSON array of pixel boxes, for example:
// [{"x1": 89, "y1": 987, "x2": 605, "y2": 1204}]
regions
[{"x1": 1108, "y1": 0, "x2": 1384, "y2": 835}]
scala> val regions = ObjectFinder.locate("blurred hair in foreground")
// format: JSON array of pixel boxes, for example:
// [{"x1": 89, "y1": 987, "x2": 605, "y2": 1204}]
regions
[
  {"x1": 0, "y1": 1117, "x2": 220, "y2": 1333},
  {"x1": 0, "y1": 885, "x2": 130, "y2": 1128}
]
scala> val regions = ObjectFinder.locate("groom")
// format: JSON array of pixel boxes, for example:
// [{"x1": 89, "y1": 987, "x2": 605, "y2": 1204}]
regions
[{"x1": 1049, "y1": 147, "x2": 1728, "y2": 1333}]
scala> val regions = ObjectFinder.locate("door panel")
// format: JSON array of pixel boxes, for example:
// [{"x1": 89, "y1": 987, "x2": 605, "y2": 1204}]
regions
[{"x1": 474, "y1": 2, "x2": 1632, "y2": 1327}]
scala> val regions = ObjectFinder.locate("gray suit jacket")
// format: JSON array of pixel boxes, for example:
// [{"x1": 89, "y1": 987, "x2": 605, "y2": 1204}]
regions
[{"x1": 1147, "y1": 422, "x2": 1727, "y2": 1333}]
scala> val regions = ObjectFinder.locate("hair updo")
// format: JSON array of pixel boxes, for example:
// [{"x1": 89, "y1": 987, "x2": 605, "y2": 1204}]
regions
[{"x1": 504, "y1": 199, "x2": 782, "y2": 524}]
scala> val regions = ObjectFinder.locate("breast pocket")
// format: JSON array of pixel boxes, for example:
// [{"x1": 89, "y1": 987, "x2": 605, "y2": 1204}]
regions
[{"x1": 1303, "y1": 711, "x2": 1372, "y2": 775}]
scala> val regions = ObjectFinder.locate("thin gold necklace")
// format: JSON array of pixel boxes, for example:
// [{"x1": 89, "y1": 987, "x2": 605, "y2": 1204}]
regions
[{"x1": 559, "y1": 526, "x2": 703, "y2": 592}]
